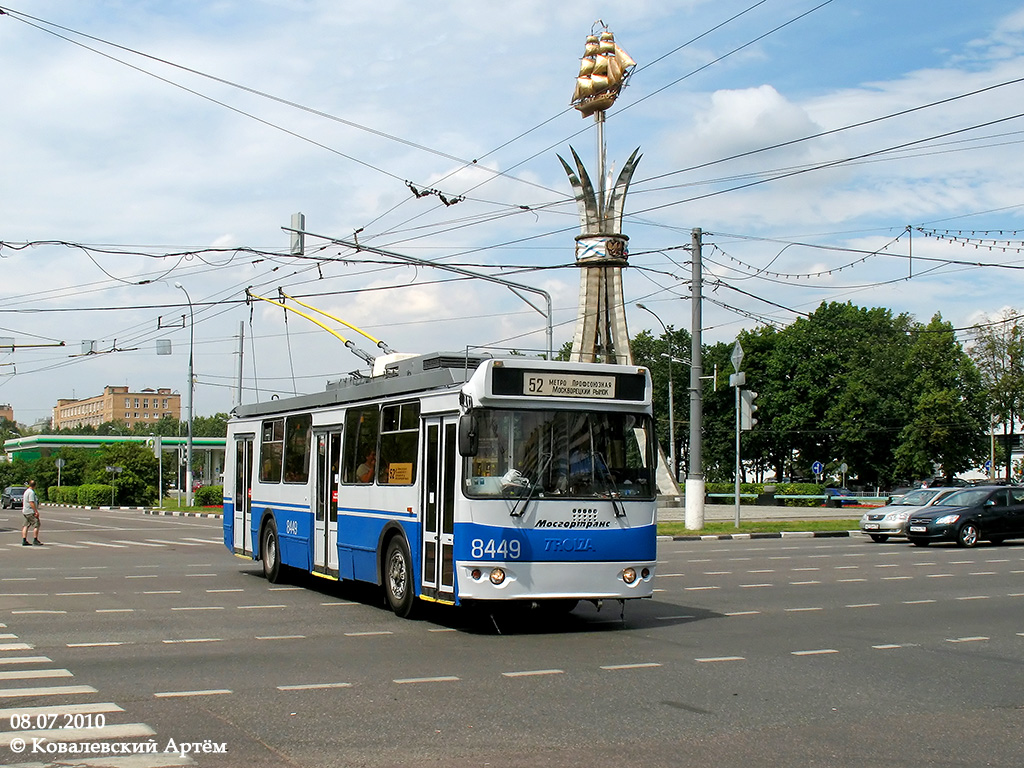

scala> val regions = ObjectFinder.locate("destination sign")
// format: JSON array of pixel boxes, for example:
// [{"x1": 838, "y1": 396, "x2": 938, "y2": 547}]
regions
[{"x1": 524, "y1": 373, "x2": 616, "y2": 399}]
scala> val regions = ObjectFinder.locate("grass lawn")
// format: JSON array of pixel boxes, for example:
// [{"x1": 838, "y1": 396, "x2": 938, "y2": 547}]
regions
[{"x1": 657, "y1": 519, "x2": 860, "y2": 536}]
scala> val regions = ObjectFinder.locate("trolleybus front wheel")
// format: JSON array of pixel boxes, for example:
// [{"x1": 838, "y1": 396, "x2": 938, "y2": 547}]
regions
[
  {"x1": 384, "y1": 537, "x2": 417, "y2": 618},
  {"x1": 262, "y1": 521, "x2": 284, "y2": 584}
]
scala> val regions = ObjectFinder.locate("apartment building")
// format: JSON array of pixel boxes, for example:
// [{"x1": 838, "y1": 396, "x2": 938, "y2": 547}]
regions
[{"x1": 53, "y1": 386, "x2": 180, "y2": 430}]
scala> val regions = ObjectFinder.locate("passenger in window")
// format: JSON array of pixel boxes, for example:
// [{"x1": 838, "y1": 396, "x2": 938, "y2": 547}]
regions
[{"x1": 356, "y1": 449, "x2": 376, "y2": 484}]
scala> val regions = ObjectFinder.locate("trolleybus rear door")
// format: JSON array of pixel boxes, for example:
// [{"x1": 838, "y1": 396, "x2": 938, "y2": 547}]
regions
[
  {"x1": 314, "y1": 430, "x2": 342, "y2": 574},
  {"x1": 233, "y1": 435, "x2": 254, "y2": 555},
  {"x1": 422, "y1": 417, "x2": 456, "y2": 602}
]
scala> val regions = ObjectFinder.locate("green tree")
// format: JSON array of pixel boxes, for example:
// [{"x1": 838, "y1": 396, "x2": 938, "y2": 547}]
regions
[
  {"x1": 968, "y1": 309, "x2": 1024, "y2": 481},
  {"x1": 894, "y1": 314, "x2": 988, "y2": 481},
  {"x1": 631, "y1": 325, "x2": 692, "y2": 479}
]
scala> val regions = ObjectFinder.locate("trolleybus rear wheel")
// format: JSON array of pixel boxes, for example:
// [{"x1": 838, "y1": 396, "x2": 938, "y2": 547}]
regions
[
  {"x1": 262, "y1": 521, "x2": 283, "y2": 583},
  {"x1": 384, "y1": 537, "x2": 416, "y2": 618}
]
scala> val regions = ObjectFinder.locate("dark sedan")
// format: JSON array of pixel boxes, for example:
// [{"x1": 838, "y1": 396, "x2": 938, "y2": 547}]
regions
[
  {"x1": 1, "y1": 486, "x2": 27, "y2": 509},
  {"x1": 906, "y1": 486, "x2": 1024, "y2": 547}
]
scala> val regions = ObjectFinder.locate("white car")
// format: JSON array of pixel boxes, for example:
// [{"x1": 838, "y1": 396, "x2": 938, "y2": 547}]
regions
[{"x1": 859, "y1": 488, "x2": 961, "y2": 542}]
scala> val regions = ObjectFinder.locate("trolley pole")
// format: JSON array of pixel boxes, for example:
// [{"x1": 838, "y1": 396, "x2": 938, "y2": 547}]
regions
[{"x1": 685, "y1": 228, "x2": 705, "y2": 530}]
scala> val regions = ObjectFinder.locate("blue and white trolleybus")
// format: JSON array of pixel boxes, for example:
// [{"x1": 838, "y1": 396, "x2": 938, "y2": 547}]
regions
[{"x1": 223, "y1": 352, "x2": 658, "y2": 617}]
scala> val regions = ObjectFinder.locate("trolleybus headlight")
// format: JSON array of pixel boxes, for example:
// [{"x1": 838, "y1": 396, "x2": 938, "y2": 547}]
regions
[
  {"x1": 471, "y1": 568, "x2": 482, "y2": 581},
  {"x1": 641, "y1": 567, "x2": 651, "y2": 580},
  {"x1": 622, "y1": 567, "x2": 637, "y2": 584},
  {"x1": 489, "y1": 568, "x2": 506, "y2": 585}
]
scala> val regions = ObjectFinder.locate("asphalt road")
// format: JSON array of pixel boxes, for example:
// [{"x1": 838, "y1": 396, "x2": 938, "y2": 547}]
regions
[{"x1": 0, "y1": 506, "x2": 1021, "y2": 767}]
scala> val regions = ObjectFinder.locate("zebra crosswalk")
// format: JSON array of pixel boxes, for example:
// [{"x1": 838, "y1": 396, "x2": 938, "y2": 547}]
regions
[
  {"x1": 5, "y1": 537, "x2": 221, "y2": 551},
  {"x1": 0, "y1": 626, "x2": 193, "y2": 767}
]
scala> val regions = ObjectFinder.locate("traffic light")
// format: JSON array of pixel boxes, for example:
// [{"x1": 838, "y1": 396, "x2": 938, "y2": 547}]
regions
[{"x1": 740, "y1": 390, "x2": 759, "y2": 431}]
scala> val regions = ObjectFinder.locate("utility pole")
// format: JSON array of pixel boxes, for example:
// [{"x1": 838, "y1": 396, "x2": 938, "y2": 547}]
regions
[{"x1": 685, "y1": 228, "x2": 705, "y2": 530}]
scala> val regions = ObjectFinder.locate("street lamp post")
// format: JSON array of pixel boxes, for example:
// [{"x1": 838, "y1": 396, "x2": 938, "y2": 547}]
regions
[{"x1": 174, "y1": 282, "x2": 194, "y2": 509}]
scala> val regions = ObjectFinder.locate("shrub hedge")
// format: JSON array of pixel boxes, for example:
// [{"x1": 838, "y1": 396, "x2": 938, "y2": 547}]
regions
[{"x1": 194, "y1": 485, "x2": 224, "y2": 507}]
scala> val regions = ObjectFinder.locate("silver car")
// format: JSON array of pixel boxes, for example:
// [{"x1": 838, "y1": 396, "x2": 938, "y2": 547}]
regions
[{"x1": 859, "y1": 488, "x2": 960, "y2": 542}]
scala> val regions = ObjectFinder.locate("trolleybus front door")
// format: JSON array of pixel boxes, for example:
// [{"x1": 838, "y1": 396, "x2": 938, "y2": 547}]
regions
[
  {"x1": 422, "y1": 417, "x2": 456, "y2": 602},
  {"x1": 314, "y1": 430, "x2": 342, "y2": 574},
  {"x1": 233, "y1": 435, "x2": 254, "y2": 555}
]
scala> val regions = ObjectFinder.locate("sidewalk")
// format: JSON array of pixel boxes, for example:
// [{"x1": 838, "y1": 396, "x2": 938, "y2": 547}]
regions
[{"x1": 657, "y1": 501, "x2": 861, "y2": 523}]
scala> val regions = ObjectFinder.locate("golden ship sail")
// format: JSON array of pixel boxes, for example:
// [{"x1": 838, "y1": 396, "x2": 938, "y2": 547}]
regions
[{"x1": 571, "y1": 28, "x2": 636, "y2": 117}]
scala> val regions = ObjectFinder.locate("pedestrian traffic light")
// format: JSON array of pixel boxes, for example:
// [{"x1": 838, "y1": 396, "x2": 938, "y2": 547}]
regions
[{"x1": 740, "y1": 390, "x2": 758, "y2": 430}]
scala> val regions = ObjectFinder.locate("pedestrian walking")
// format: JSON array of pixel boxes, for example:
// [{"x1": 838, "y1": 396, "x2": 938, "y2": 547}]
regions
[{"x1": 21, "y1": 479, "x2": 42, "y2": 546}]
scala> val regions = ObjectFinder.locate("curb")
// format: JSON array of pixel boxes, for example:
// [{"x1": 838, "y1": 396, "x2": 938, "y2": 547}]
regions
[
  {"x1": 657, "y1": 530, "x2": 859, "y2": 542},
  {"x1": 144, "y1": 509, "x2": 223, "y2": 518}
]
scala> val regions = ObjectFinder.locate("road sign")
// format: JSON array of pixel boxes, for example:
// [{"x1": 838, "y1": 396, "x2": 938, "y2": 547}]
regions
[
  {"x1": 811, "y1": 461, "x2": 824, "y2": 475},
  {"x1": 731, "y1": 341, "x2": 744, "y2": 373}
]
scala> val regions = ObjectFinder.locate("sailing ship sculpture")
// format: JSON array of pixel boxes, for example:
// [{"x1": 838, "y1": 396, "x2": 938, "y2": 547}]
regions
[
  {"x1": 562, "y1": 23, "x2": 640, "y2": 366},
  {"x1": 570, "y1": 28, "x2": 637, "y2": 118}
]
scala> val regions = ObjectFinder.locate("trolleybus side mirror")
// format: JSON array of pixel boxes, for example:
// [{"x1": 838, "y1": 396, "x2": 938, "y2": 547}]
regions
[{"x1": 458, "y1": 411, "x2": 478, "y2": 457}]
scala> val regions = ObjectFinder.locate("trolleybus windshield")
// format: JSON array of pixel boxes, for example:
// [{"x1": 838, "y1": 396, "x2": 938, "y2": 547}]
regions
[{"x1": 464, "y1": 409, "x2": 654, "y2": 500}]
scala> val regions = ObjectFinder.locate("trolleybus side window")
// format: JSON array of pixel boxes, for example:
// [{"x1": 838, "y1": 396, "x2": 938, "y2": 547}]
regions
[
  {"x1": 283, "y1": 414, "x2": 312, "y2": 483},
  {"x1": 343, "y1": 406, "x2": 380, "y2": 484},
  {"x1": 260, "y1": 418, "x2": 285, "y2": 483},
  {"x1": 379, "y1": 401, "x2": 420, "y2": 485}
]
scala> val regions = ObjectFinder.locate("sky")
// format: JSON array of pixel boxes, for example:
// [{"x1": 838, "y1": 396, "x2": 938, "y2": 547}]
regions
[{"x1": 2, "y1": 0, "x2": 1024, "y2": 426}]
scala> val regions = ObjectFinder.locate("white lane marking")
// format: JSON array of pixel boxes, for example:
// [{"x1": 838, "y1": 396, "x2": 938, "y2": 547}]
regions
[
  {"x1": 0, "y1": 701, "x2": 122, "y2": 718},
  {"x1": 183, "y1": 537, "x2": 221, "y2": 543},
  {"x1": 969, "y1": 571, "x2": 997, "y2": 576},
  {"x1": 394, "y1": 676, "x2": 459, "y2": 684},
  {"x1": 656, "y1": 615, "x2": 695, "y2": 620},
  {"x1": 739, "y1": 583, "x2": 773, "y2": 588},
  {"x1": 113, "y1": 539, "x2": 164, "y2": 547},
  {"x1": 78, "y1": 541, "x2": 127, "y2": 548},
  {"x1": 11, "y1": 610, "x2": 66, "y2": 615},
  {"x1": 161, "y1": 638, "x2": 223, "y2": 644},
  {"x1": 207, "y1": 588, "x2": 244, "y2": 593},
  {"x1": 927, "y1": 573, "x2": 954, "y2": 578},
  {"x1": 171, "y1": 606, "x2": 225, "y2": 611},
  {"x1": 0, "y1": 657, "x2": 50, "y2": 665},
  {"x1": 0, "y1": 722, "x2": 155, "y2": 747},
  {"x1": 0, "y1": 669, "x2": 71, "y2": 681},
  {"x1": 145, "y1": 539, "x2": 203, "y2": 546},
  {"x1": 238, "y1": 605, "x2": 287, "y2": 610},
  {"x1": 600, "y1": 663, "x2": 662, "y2": 670},
  {"x1": 154, "y1": 688, "x2": 232, "y2": 697},
  {"x1": 791, "y1": 649, "x2": 838, "y2": 656},
  {"x1": 725, "y1": 610, "x2": 761, "y2": 616},
  {"x1": 881, "y1": 576, "x2": 912, "y2": 581},
  {"x1": 96, "y1": 608, "x2": 134, "y2": 613},
  {"x1": 695, "y1": 656, "x2": 745, "y2": 663},
  {"x1": 277, "y1": 682, "x2": 352, "y2": 691},
  {"x1": 66, "y1": 642, "x2": 124, "y2": 648},
  {"x1": 125, "y1": 575, "x2": 159, "y2": 580},
  {"x1": 56, "y1": 592, "x2": 101, "y2": 596},
  {"x1": 256, "y1": 635, "x2": 306, "y2": 640},
  {"x1": 956, "y1": 595, "x2": 990, "y2": 601},
  {"x1": 143, "y1": 590, "x2": 182, "y2": 595},
  {"x1": 791, "y1": 581, "x2": 821, "y2": 585},
  {"x1": 903, "y1": 599, "x2": 937, "y2": 604},
  {"x1": 946, "y1": 636, "x2": 989, "y2": 643},
  {"x1": 846, "y1": 603, "x2": 881, "y2": 608},
  {"x1": 784, "y1": 607, "x2": 823, "y2": 613},
  {"x1": 64, "y1": 576, "x2": 99, "y2": 580},
  {"x1": 684, "y1": 586, "x2": 718, "y2": 591},
  {"x1": 0, "y1": 684, "x2": 96, "y2": 698},
  {"x1": 344, "y1": 631, "x2": 393, "y2": 637},
  {"x1": 501, "y1": 669, "x2": 563, "y2": 678}
]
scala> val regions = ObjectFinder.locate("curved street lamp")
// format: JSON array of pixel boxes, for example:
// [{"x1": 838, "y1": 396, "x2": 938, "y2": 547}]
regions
[{"x1": 174, "y1": 282, "x2": 194, "y2": 508}]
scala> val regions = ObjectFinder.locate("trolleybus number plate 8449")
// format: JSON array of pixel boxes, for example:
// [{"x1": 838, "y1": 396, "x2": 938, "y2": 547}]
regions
[{"x1": 524, "y1": 373, "x2": 616, "y2": 399}]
